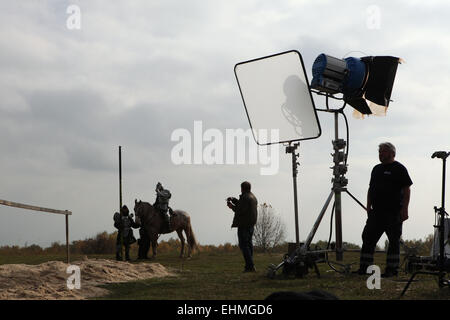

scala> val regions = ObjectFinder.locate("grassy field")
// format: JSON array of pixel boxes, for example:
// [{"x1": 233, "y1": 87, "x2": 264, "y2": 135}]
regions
[{"x1": 2, "y1": 250, "x2": 450, "y2": 300}]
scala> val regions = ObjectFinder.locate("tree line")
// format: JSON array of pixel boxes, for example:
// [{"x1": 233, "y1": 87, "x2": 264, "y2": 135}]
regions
[{"x1": 0, "y1": 204, "x2": 436, "y2": 256}]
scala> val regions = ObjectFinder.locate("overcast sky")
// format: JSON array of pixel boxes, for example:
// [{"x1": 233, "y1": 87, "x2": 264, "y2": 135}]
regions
[{"x1": 1, "y1": 0, "x2": 450, "y2": 250}]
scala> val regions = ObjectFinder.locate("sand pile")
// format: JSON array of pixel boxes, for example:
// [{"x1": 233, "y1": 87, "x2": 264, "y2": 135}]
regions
[{"x1": 0, "y1": 258, "x2": 174, "y2": 300}]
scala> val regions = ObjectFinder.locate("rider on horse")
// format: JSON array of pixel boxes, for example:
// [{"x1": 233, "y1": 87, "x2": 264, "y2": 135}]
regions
[{"x1": 153, "y1": 182, "x2": 173, "y2": 233}]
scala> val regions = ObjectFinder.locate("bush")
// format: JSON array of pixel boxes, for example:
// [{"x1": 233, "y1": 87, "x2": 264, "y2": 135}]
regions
[{"x1": 254, "y1": 203, "x2": 286, "y2": 252}]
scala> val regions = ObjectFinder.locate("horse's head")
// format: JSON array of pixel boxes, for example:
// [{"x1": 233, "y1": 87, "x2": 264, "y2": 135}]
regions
[{"x1": 134, "y1": 199, "x2": 143, "y2": 225}]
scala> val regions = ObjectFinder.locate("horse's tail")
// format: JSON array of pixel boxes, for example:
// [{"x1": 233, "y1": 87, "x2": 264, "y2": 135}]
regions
[{"x1": 186, "y1": 216, "x2": 199, "y2": 253}]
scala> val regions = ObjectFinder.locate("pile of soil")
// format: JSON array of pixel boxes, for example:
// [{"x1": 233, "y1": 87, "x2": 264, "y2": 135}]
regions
[{"x1": 0, "y1": 258, "x2": 173, "y2": 300}]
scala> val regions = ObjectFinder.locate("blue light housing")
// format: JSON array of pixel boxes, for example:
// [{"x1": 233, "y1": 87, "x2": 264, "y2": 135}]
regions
[
  {"x1": 311, "y1": 54, "x2": 347, "y2": 94},
  {"x1": 311, "y1": 53, "x2": 400, "y2": 115},
  {"x1": 342, "y1": 57, "x2": 366, "y2": 96}
]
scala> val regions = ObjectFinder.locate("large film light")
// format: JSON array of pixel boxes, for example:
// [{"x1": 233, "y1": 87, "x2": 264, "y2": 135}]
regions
[{"x1": 311, "y1": 54, "x2": 401, "y2": 115}]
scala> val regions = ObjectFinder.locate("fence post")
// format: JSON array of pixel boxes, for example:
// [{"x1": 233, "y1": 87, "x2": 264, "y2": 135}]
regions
[{"x1": 66, "y1": 214, "x2": 70, "y2": 264}]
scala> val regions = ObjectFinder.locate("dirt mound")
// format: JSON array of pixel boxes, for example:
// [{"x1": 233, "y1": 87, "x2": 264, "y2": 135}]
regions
[{"x1": 0, "y1": 258, "x2": 174, "y2": 300}]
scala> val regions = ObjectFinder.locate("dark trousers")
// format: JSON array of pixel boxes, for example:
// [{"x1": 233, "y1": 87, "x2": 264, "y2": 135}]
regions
[
  {"x1": 138, "y1": 228, "x2": 151, "y2": 259},
  {"x1": 238, "y1": 226, "x2": 255, "y2": 270},
  {"x1": 116, "y1": 231, "x2": 130, "y2": 260},
  {"x1": 360, "y1": 211, "x2": 402, "y2": 272}
]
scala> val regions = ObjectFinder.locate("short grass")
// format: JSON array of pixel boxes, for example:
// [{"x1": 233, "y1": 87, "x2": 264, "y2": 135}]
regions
[
  {"x1": 96, "y1": 251, "x2": 450, "y2": 300},
  {"x1": 2, "y1": 251, "x2": 450, "y2": 300}
]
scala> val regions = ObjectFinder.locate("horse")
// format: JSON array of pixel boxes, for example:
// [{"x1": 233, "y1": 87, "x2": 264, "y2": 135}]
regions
[{"x1": 133, "y1": 199, "x2": 198, "y2": 258}]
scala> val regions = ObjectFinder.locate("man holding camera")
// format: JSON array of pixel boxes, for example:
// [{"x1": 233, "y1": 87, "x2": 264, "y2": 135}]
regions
[
  {"x1": 357, "y1": 142, "x2": 412, "y2": 277},
  {"x1": 227, "y1": 181, "x2": 258, "y2": 273}
]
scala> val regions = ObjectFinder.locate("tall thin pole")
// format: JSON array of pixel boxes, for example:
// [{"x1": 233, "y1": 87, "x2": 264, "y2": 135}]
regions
[
  {"x1": 439, "y1": 157, "x2": 446, "y2": 273},
  {"x1": 119, "y1": 146, "x2": 122, "y2": 210},
  {"x1": 286, "y1": 143, "x2": 300, "y2": 246},
  {"x1": 442, "y1": 157, "x2": 446, "y2": 210},
  {"x1": 119, "y1": 146, "x2": 124, "y2": 260},
  {"x1": 292, "y1": 145, "x2": 300, "y2": 246}
]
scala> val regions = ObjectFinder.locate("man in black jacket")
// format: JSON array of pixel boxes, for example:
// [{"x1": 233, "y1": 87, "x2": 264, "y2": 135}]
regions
[
  {"x1": 227, "y1": 181, "x2": 258, "y2": 272},
  {"x1": 357, "y1": 142, "x2": 412, "y2": 277}
]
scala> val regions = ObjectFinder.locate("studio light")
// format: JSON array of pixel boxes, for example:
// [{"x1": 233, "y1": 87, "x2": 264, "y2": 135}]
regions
[{"x1": 311, "y1": 54, "x2": 401, "y2": 115}]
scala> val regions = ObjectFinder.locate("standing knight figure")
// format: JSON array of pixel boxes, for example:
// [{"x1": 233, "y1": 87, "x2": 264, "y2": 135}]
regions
[
  {"x1": 113, "y1": 205, "x2": 139, "y2": 261},
  {"x1": 153, "y1": 182, "x2": 172, "y2": 233}
]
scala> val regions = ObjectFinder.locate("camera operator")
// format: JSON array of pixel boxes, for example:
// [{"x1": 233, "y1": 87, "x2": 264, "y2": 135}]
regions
[
  {"x1": 227, "y1": 181, "x2": 258, "y2": 273},
  {"x1": 356, "y1": 142, "x2": 412, "y2": 277}
]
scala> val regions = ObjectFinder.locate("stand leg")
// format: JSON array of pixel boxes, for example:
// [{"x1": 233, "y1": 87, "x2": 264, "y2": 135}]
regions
[
  {"x1": 401, "y1": 271, "x2": 419, "y2": 297},
  {"x1": 304, "y1": 190, "x2": 334, "y2": 249},
  {"x1": 401, "y1": 271, "x2": 439, "y2": 297}
]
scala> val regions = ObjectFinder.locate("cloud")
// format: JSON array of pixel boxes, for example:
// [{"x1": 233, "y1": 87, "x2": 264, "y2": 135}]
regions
[{"x1": 0, "y1": 1, "x2": 448, "y2": 248}]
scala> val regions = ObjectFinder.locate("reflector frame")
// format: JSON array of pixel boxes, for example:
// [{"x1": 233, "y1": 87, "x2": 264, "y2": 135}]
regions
[{"x1": 234, "y1": 50, "x2": 321, "y2": 145}]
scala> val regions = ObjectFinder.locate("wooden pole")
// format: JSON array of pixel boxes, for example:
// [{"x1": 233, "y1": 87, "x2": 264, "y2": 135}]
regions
[
  {"x1": 119, "y1": 146, "x2": 122, "y2": 209},
  {"x1": 65, "y1": 214, "x2": 70, "y2": 264},
  {"x1": 119, "y1": 146, "x2": 124, "y2": 260}
]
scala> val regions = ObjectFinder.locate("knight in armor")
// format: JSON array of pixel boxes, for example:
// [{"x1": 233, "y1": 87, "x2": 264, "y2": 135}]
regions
[
  {"x1": 114, "y1": 205, "x2": 140, "y2": 261},
  {"x1": 153, "y1": 182, "x2": 172, "y2": 233}
]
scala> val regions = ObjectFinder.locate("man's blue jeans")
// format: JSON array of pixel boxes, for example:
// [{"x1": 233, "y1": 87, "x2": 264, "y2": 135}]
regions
[{"x1": 238, "y1": 226, "x2": 255, "y2": 270}]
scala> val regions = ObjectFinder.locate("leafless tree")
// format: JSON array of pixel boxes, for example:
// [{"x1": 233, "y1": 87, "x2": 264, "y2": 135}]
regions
[{"x1": 254, "y1": 203, "x2": 286, "y2": 252}]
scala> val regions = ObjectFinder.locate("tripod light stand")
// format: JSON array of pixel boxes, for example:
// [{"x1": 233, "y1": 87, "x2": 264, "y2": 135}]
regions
[
  {"x1": 312, "y1": 103, "x2": 367, "y2": 261},
  {"x1": 401, "y1": 151, "x2": 450, "y2": 296},
  {"x1": 266, "y1": 100, "x2": 368, "y2": 279}
]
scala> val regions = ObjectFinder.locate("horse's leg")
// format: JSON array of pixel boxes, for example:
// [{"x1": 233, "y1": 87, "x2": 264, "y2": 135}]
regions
[
  {"x1": 150, "y1": 235, "x2": 158, "y2": 258},
  {"x1": 176, "y1": 229, "x2": 185, "y2": 258},
  {"x1": 154, "y1": 239, "x2": 158, "y2": 258},
  {"x1": 184, "y1": 227, "x2": 192, "y2": 258}
]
